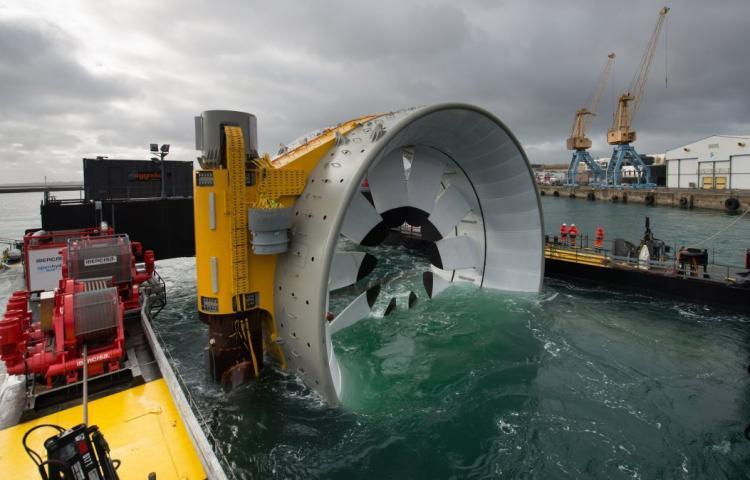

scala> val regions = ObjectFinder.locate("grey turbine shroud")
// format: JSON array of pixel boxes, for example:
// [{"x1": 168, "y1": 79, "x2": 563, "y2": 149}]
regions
[{"x1": 274, "y1": 104, "x2": 544, "y2": 406}]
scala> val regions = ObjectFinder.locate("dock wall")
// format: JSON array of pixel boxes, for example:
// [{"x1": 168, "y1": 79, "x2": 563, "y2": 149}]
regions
[{"x1": 538, "y1": 186, "x2": 749, "y2": 212}]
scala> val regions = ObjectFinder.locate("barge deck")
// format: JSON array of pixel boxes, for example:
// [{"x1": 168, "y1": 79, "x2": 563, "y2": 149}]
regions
[{"x1": 545, "y1": 242, "x2": 750, "y2": 311}]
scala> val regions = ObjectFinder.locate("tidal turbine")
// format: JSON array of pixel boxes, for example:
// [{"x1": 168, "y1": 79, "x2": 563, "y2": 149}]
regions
[{"x1": 193, "y1": 104, "x2": 544, "y2": 405}]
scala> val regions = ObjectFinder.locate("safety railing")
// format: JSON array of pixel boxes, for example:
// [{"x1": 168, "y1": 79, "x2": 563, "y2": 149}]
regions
[
  {"x1": 85, "y1": 184, "x2": 193, "y2": 200},
  {"x1": 140, "y1": 294, "x2": 235, "y2": 480},
  {"x1": 545, "y1": 237, "x2": 747, "y2": 285}
]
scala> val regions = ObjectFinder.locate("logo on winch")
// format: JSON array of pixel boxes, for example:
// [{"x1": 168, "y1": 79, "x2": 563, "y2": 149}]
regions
[
  {"x1": 83, "y1": 256, "x2": 117, "y2": 267},
  {"x1": 75, "y1": 352, "x2": 111, "y2": 367}
]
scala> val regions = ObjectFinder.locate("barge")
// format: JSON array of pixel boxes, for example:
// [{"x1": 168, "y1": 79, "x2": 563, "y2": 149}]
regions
[
  {"x1": 385, "y1": 216, "x2": 749, "y2": 311},
  {"x1": 0, "y1": 228, "x2": 227, "y2": 479},
  {"x1": 543, "y1": 219, "x2": 750, "y2": 311}
]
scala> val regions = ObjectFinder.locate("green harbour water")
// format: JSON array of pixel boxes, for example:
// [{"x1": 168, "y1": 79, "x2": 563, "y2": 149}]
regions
[
  {"x1": 2, "y1": 193, "x2": 749, "y2": 478},
  {"x1": 539, "y1": 196, "x2": 749, "y2": 266}
]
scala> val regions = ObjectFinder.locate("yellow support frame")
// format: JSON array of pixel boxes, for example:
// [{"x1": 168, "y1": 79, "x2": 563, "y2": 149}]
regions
[{"x1": 195, "y1": 114, "x2": 378, "y2": 372}]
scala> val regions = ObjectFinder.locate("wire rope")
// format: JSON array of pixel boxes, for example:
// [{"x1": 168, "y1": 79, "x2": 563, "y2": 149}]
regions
[{"x1": 691, "y1": 207, "x2": 750, "y2": 247}]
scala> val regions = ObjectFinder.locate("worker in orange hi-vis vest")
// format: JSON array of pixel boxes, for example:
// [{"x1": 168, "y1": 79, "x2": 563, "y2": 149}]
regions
[
  {"x1": 568, "y1": 223, "x2": 579, "y2": 247},
  {"x1": 559, "y1": 223, "x2": 568, "y2": 245},
  {"x1": 594, "y1": 226, "x2": 605, "y2": 250}
]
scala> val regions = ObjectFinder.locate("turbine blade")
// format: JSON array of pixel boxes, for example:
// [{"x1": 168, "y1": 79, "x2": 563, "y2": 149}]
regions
[
  {"x1": 426, "y1": 235, "x2": 480, "y2": 271},
  {"x1": 408, "y1": 291, "x2": 418, "y2": 308},
  {"x1": 329, "y1": 252, "x2": 377, "y2": 291},
  {"x1": 422, "y1": 185, "x2": 472, "y2": 241},
  {"x1": 368, "y1": 149, "x2": 408, "y2": 227},
  {"x1": 406, "y1": 146, "x2": 447, "y2": 225},
  {"x1": 328, "y1": 284, "x2": 381, "y2": 335},
  {"x1": 422, "y1": 271, "x2": 451, "y2": 299},
  {"x1": 341, "y1": 192, "x2": 389, "y2": 246},
  {"x1": 384, "y1": 297, "x2": 397, "y2": 316}
]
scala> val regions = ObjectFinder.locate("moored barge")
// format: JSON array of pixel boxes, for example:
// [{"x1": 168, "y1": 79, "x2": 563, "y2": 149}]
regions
[{"x1": 0, "y1": 227, "x2": 227, "y2": 479}]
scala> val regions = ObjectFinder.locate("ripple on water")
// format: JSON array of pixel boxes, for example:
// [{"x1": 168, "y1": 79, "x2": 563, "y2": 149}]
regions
[{"x1": 150, "y1": 246, "x2": 750, "y2": 479}]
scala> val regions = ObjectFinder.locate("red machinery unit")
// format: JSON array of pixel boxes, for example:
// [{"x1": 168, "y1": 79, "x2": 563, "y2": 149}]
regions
[
  {"x1": 23, "y1": 227, "x2": 110, "y2": 292},
  {"x1": 0, "y1": 233, "x2": 156, "y2": 387}
]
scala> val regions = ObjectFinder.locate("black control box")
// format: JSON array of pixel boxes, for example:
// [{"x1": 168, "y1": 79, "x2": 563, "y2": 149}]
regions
[{"x1": 44, "y1": 424, "x2": 102, "y2": 480}]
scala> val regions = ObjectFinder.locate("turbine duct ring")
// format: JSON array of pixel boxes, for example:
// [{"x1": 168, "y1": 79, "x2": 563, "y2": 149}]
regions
[{"x1": 274, "y1": 103, "x2": 543, "y2": 405}]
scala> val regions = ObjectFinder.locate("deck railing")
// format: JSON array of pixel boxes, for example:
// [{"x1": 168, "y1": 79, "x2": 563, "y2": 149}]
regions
[{"x1": 545, "y1": 237, "x2": 747, "y2": 286}]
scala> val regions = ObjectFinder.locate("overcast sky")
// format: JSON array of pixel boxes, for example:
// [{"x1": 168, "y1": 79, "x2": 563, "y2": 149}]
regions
[{"x1": 1, "y1": 0, "x2": 748, "y2": 182}]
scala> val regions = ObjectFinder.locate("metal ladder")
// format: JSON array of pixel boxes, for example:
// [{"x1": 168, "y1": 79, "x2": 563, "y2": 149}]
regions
[{"x1": 225, "y1": 126, "x2": 250, "y2": 308}]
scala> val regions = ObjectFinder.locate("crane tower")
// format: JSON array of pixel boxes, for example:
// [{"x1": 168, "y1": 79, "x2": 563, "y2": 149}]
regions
[
  {"x1": 606, "y1": 6, "x2": 670, "y2": 188},
  {"x1": 565, "y1": 53, "x2": 615, "y2": 187}
]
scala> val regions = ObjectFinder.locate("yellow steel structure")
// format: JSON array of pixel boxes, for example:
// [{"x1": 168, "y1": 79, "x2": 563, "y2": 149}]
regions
[
  {"x1": 567, "y1": 53, "x2": 615, "y2": 151},
  {"x1": 195, "y1": 117, "x2": 371, "y2": 317},
  {"x1": 194, "y1": 114, "x2": 375, "y2": 381},
  {"x1": 545, "y1": 244, "x2": 608, "y2": 267},
  {"x1": 0, "y1": 379, "x2": 205, "y2": 479},
  {"x1": 271, "y1": 115, "x2": 377, "y2": 170},
  {"x1": 608, "y1": 6, "x2": 670, "y2": 145}
]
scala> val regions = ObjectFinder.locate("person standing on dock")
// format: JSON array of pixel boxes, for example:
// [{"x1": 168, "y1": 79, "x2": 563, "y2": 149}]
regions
[
  {"x1": 594, "y1": 226, "x2": 605, "y2": 250},
  {"x1": 560, "y1": 223, "x2": 569, "y2": 245},
  {"x1": 569, "y1": 224, "x2": 579, "y2": 247}
]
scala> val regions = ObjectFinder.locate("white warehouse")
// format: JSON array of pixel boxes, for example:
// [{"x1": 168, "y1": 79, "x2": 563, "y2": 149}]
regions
[{"x1": 666, "y1": 135, "x2": 750, "y2": 190}]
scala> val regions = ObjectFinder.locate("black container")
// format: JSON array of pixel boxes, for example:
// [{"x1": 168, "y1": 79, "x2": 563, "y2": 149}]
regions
[
  {"x1": 40, "y1": 158, "x2": 196, "y2": 259},
  {"x1": 83, "y1": 158, "x2": 193, "y2": 200}
]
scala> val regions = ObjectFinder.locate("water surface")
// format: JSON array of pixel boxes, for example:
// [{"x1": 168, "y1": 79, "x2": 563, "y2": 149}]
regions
[
  {"x1": 152, "y1": 244, "x2": 749, "y2": 479},
  {"x1": 1, "y1": 193, "x2": 749, "y2": 478}
]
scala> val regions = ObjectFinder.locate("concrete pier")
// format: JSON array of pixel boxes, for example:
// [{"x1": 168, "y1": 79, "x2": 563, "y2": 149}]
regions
[{"x1": 537, "y1": 186, "x2": 749, "y2": 212}]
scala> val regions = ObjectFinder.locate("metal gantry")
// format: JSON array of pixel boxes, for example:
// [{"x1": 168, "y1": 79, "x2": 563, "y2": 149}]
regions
[
  {"x1": 565, "y1": 53, "x2": 615, "y2": 187},
  {"x1": 606, "y1": 6, "x2": 670, "y2": 188}
]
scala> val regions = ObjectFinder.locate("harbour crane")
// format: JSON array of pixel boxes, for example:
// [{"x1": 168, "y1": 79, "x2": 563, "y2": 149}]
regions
[
  {"x1": 565, "y1": 53, "x2": 615, "y2": 187},
  {"x1": 605, "y1": 6, "x2": 670, "y2": 188}
]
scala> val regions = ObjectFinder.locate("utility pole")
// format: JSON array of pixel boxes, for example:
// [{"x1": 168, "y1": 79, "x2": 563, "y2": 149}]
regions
[{"x1": 149, "y1": 143, "x2": 170, "y2": 198}]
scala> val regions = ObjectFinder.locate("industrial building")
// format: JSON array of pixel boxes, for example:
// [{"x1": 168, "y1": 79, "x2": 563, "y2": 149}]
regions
[{"x1": 666, "y1": 135, "x2": 750, "y2": 190}]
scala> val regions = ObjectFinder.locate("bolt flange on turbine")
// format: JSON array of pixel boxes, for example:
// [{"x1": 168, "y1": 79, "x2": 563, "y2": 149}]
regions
[{"x1": 193, "y1": 104, "x2": 543, "y2": 405}]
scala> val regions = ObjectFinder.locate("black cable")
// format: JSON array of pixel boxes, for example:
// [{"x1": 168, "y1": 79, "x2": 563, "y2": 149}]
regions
[
  {"x1": 37, "y1": 459, "x2": 75, "y2": 479},
  {"x1": 22, "y1": 424, "x2": 66, "y2": 479}
]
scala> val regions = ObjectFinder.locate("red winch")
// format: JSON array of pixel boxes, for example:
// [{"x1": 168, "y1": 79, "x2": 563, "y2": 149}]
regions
[{"x1": 0, "y1": 233, "x2": 156, "y2": 387}]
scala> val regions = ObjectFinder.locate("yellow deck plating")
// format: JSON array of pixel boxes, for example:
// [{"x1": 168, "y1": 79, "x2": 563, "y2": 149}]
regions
[
  {"x1": 545, "y1": 245, "x2": 608, "y2": 267},
  {"x1": 0, "y1": 379, "x2": 205, "y2": 479}
]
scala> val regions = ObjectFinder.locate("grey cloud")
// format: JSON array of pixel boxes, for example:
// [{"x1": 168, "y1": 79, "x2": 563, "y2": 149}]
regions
[
  {"x1": 0, "y1": 0, "x2": 749, "y2": 183},
  {"x1": 0, "y1": 18, "x2": 135, "y2": 117},
  {"x1": 0, "y1": 124, "x2": 80, "y2": 152}
]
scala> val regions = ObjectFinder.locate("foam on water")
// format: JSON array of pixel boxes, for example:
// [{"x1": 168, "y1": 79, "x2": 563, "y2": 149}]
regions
[{"x1": 147, "y1": 248, "x2": 750, "y2": 479}]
